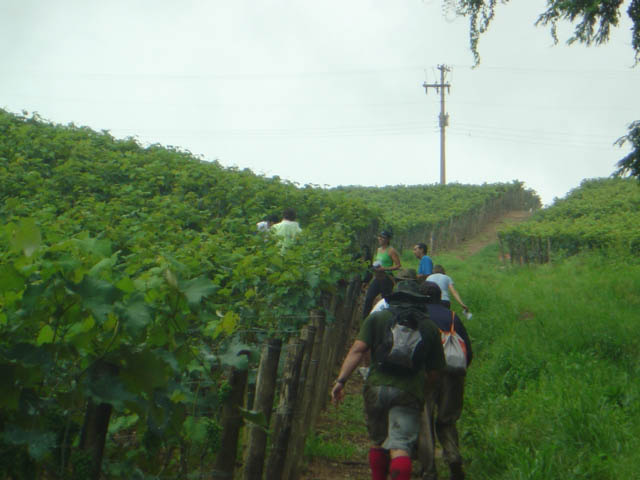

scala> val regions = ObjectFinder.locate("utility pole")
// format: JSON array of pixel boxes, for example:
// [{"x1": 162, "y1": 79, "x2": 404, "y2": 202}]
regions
[{"x1": 423, "y1": 64, "x2": 451, "y2": 185}]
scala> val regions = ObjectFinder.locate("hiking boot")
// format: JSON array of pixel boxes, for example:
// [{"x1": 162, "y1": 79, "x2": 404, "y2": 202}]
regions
[{"x1": 449, "y1": 462, "x2": 465, "y2": 480}]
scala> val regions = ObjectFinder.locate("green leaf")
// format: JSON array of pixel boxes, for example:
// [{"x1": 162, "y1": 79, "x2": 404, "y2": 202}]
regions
[
  {"x1": 70, "y1": 276, "x2": 120, "y2": 322},
  {"x1": 219, "y1": 341, "x2": 253, "y2": 370},
  {"x1": 108, "y1": 414, "x2": 139, "y2": 434},
  {"x1": 88, "y1": 373, "x2": 138, "y2": 411},
  {"x1": 65, "y1": 316, "x2": 95, "y2": 340},
  {"x1": 147, "y1": 324, "x2": 169, "y2": 346},
  {"x1": 10, "y1": 218, "x2": 41, "y2": 257},
  {"x1": 73, "y1": 236, "x2": 112, "y2": 257},
  {"x1": 306, "y1": 272, "x2": 320, "y2": 289},
  {"x1": 238, "y1": 407, "x2": 268, "y2": 429},
  {"x1": 0, "y1": 365, "x2": 20, "y2": 410},
  {"x1": 182, "y1": 416, "x2": 209, "y2": 444},
  {"x1": 118, "y1": 293, "x2": 151, "y2": 337},
  {"x1": 116, "y1": 276, "x2": 136, "y2": 293},
  {"x1": 8, "y1": 343, "x2": 53, "y2": 367},
  {"x1": 88, "y1": 252, "x2": 118, "y2": 276},
  {"x1": 36, "y1": 325, "x2": 55, "y2": 345},
  {"x1": 179, "y1": 276, "x2": 218, "y2": 307},
  {"x1": 218, "y1": 311, "x2": 238, "y2": 337},
  {"x1": 1, "y1": 425, "x2": 56, "y2": 461},
  {"x1": 120, "y1": 350, "x2": 169, "y2": 393},
  {"x1": 170, "y1": 389, "x2": 187, "y2": 403},
  {"x1": 0, "y1": 264, "x2": 25, "y2": 291}
]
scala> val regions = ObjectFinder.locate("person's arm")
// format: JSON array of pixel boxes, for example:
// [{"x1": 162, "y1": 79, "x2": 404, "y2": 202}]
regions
[
  {"x1": 448, "y1": 282, "x2": 467, "y2": 311},
  {"x1": 384, "y1": 247, "x2": 401, "y2": 272},
  {"x1": 331, "y1": 340, "x2": 369, "y2": 406}
]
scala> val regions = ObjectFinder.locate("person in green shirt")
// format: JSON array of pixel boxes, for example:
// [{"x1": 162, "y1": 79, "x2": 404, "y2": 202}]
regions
[
  {"x1": 270, "y1": 208, "x2": 302, "y2": 249},
  {"x1": 331, "y1": 281, "x2": 445, "y2": 480},
  {"x1": 362, "y1": 229, "x2": 402, "y2": 319}
]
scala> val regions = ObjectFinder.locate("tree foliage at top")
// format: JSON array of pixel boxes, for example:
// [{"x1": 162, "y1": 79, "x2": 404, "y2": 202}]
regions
[{"x1": 452, "y1": 0, "x2": 640, "y2": 180}]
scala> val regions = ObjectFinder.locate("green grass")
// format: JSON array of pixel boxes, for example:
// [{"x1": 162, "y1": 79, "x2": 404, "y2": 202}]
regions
[
  {"x1": 314, "y1": 244, "x2": 640, "y2": 479},
  {"x1": 304, "y1": 391, "x2": 368, "y2": 461},
  {"x1": 456, "y1": 247, "x2": 640, "y2": 479}
]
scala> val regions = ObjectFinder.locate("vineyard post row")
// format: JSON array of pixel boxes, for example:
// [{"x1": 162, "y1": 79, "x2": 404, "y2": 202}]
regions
[
  {"x1": 495, "y1": 178, "x2": 640, "y2": 263},
  {"x1": 212, "y1": 275, "x2": 363, "y2": 480},
  {"x1": 394, "y1": 186, "x2": 539, "y2": 253},
  {"x1": 210, "y1": 190, "x2": 542, "y2": 479}
]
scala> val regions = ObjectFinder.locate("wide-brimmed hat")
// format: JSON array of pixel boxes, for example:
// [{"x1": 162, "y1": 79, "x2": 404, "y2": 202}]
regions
[
  {"x1": 395, "y1": 268, "x2": 417, "y2": 281},
  {"x1": 387, "y1": 280, "x2": 429, "y2": 303}
]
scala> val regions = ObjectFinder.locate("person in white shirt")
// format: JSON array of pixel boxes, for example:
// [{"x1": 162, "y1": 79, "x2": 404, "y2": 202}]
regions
[{"x1": 426, "y1": 265, "x2": 468, "y2": 312}]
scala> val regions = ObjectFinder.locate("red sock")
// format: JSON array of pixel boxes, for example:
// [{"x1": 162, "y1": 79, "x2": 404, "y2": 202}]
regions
[
  {"x1": 389, "y1": 455, "x2": 412, "y2": 480},
  {"x1": 368, "y1": 448, "x2": 389, "y2": 480}
]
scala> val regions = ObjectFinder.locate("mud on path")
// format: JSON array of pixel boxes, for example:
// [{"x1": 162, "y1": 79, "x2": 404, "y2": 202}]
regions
[{"x1": 299, "y1": 210, "x2": 533, "y2": 479}]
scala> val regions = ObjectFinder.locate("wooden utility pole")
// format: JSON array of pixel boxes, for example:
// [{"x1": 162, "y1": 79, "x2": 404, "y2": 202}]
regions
[{"x1": 423, "y1": 64, "x2": 451, "y2": 185}]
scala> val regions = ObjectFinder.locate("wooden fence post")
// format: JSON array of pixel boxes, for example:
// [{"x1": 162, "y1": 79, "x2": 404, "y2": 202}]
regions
[
  {"x1": 547, "y1": 237, "x2": 552, "y2": 263},
  {"x1": 264, "y1": 336, "x2": 306, "y2": 479},
  {"x1": 282, "y1": 324, "x2": 317, "y2": 480},
  {"x1": 78, "y1": 361, "x2": 118, "y2": 480},
  {"x1": 213, "y1": 366, "x2": 248, "y2": 480},
  {"x1": 242, "y1": 338, "x2": 282, "y2": 480},
  {"x1": 313, "y1": 296, "x2": 343, "y2": 419},
  {"x1": 301, "y1": 310, "x2": 326, "y2": 436}
]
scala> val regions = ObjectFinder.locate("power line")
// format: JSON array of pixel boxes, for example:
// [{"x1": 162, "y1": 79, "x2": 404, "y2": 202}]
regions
[
  {"x1": 1, "y1": 63, "x2": 638, "y2": 80},
  {"x1": 447, "y1": 129, "x2": 616, "y2": 150},
  {"x1": 452, "y1": 122, "x2": 620, "y2": 141}
]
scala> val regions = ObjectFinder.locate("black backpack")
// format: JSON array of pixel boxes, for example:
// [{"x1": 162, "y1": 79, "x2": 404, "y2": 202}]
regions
[{"x1": 373, "y1": 304, "x2": 427, "y2": 375}]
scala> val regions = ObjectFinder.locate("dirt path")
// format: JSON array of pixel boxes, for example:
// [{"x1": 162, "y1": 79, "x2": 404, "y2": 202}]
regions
[
  {"x1": 447, "y1": 210, "x2": 532, "y2": 259},
  {"x1": 299, "y1": 210, "x2": 532, "y2": 479},
  {"x1": 299, "y1": 373, "x2": 371, "y2": 480}
]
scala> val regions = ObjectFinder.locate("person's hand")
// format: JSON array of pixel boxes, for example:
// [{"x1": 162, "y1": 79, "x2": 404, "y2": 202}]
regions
[{"x1": 331, "y1": 381, "x2": 345, "y2": 406}]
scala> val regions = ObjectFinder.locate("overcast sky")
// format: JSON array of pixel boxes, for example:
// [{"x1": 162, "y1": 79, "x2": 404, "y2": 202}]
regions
[{"x1": 1, "y1": 0, "x2": 639, "y2": 206}]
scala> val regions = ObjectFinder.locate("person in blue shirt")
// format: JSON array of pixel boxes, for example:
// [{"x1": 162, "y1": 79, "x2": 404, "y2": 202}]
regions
[{"x1": 413, "y1": 243, "x2": 433, "y2": 282}]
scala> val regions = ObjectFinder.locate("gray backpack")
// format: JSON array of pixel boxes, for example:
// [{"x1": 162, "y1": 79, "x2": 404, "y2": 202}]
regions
[{"x1": 374, "y1": 305, "x2": 426, "y2": 375}]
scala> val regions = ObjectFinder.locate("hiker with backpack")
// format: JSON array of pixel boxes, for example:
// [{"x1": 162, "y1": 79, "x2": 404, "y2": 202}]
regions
[
  {"x1": 331, "y1": 280, "x2": 445, "y2": 480},
  {"x1": 417, "y1": 281, "x2": 473, "y2": 480}
]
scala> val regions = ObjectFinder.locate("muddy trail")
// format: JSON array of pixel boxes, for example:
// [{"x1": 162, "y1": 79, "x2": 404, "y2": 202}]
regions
[{"x1": 299, "y1": 210, "x2": 532, "y2": 480}]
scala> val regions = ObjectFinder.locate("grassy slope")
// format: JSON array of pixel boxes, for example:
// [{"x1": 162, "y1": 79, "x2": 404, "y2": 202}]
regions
[
  {"x1": 430, "y1": 246, "x2": 640, "y2": 479},
  {"x1": 306, "y1": 245, "x2": 640, "y2": 479}
]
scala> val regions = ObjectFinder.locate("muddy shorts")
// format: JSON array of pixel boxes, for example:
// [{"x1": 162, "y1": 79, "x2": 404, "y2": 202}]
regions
[{"x1": 363, "y1": 384, "x2": 422, "y2": 453}]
